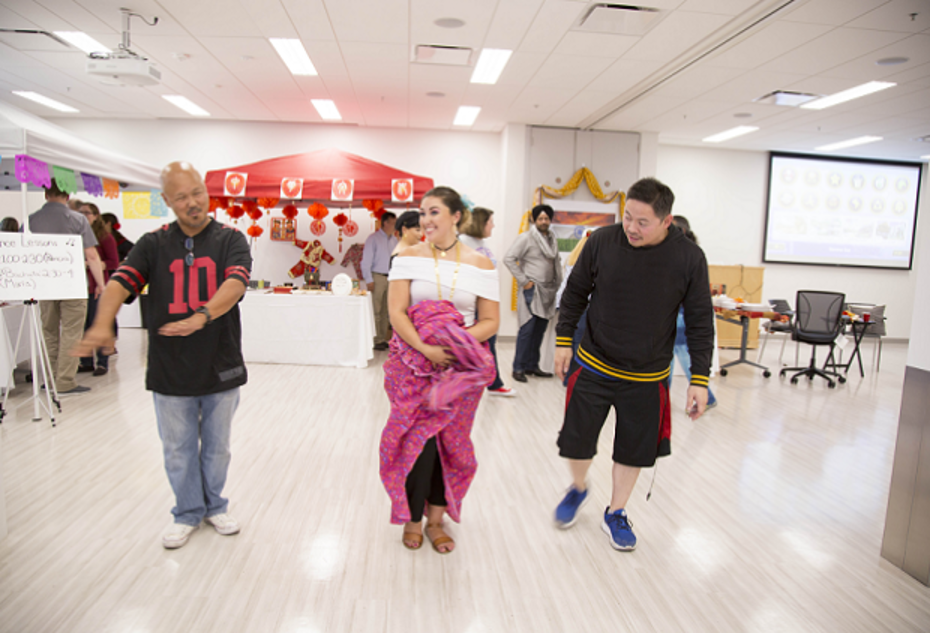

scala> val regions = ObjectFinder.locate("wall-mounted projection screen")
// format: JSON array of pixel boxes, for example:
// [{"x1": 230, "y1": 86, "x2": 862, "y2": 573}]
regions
[{"x1": 763, "y1": 152, "x2": 922, "y2": 269}]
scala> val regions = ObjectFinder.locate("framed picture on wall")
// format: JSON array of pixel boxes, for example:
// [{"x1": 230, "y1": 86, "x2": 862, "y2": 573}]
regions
[{"x1": 270, "y1": 217, "x2": 296, "y2": 241}]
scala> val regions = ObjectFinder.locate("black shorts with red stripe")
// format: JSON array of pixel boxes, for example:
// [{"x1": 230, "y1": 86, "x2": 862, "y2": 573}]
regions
[{"x1": 558, "y1": 366, "x2": 671, "y2": 467}]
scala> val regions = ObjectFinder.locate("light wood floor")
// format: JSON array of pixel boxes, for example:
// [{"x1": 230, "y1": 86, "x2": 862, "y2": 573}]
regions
[{"x1": 0, "y1": 330, "x2": 928, "y2": 632}]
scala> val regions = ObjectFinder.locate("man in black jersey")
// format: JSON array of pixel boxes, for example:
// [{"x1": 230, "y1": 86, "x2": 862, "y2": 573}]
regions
[
  {"x1": 75, "y1": 162, "x2": 252, "y2": 549},
  {"x1": 552, "y1": 177, "x2": 714, "y2": 552}
]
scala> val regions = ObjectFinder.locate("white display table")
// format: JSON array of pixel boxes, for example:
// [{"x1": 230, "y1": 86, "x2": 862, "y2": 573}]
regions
[
  {"x1": 0, "y1": 303, "x2": 31, "y2": 387},
  {"x1": 240, "y1": 291, "x2": 375, "y2": 368}
]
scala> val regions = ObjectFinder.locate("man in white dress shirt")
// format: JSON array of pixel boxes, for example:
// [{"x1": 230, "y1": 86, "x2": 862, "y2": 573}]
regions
[{"x1": 361, "y1": 212, "x2": 397, "y2": 351}]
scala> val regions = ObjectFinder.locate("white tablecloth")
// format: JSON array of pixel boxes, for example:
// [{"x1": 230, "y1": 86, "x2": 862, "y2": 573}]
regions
[{"x1": 240, "y1": 291, "x2": 375, "y2": 368}]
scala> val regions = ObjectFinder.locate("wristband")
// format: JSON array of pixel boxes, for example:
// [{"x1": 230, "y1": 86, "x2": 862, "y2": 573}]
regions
[{"x1": 195, "y1": 306, "x2": 213, "y2": 325}]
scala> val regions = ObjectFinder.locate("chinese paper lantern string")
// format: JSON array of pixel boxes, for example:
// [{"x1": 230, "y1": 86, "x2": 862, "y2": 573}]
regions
[
  {"x1": 363, "y1": 199, "x2": 385, "y2": 230},
  {"x1": 333, "y1": 212, "x2": 348, "y2": 252},
  {"x1": 282, "y1": 204, "x2": 298, "y2": 220},
  {"x1": 247, "y1": 224, "x2": 263, "y2": 238},
  {"x1": 307, "y1": 202, "x2": 329, "y2": 220},
  {"x1": 227, "y1": 204, "x2": 245, "y2": 224},
  {"x1": 257, "y1": 197, "x2": 279, "y2": 209}
]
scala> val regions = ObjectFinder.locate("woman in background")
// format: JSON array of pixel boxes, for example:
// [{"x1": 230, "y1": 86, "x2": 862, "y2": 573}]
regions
[
  {"x1": 459, "y1": 206, "x2": 514, "y2": 397},
  {"x1": 390, "y1": 210, "x2": 422, "y2": 269},
  {"x1": 78, "y1": 203, "x2": 119, "y2": 375},
  {"x1": 380, "y1": 186, "x2": 499, "y2": 554},
  {"x1": 101, "y1": 212, "x2": 134, "y2": 262},
  {"x1": 0, "y1": 217, "x2": 19, "y2": 232}
]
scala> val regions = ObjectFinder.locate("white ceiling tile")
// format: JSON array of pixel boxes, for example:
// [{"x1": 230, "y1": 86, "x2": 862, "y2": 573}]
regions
[
  {"x1": 622, "y1": 10, "x2": 732, "y2": 62},
  {"x1": 846, "y1": 0, "x2": 930, "y2": 32},
  {"x1": 649, "y1": 65, "x2": 740, "y2": 100},
  {"x1": 819, "y1": 33, "x2": 930, "y2": 80},
  {"x1": 409, "y1": 0, "x2": 499, "y2": 49},
  {"x1": 494, "y1": 51, "x2": 547, "y2": 87},
  {"x1": 761, "y1": 27, "x2": 908, "y2": 76},
  {"x1": 518, "y1": 0, "x2": 587, "y2": 54},
  {"x1": 779, "y1": 0, "x2": 886, "y2": 26},
  {"x1": 703, "y1": 20, "x2": 832, "y2": 70},
  {"x1": 527, "y1": 55, "x2": 613, "y2": 91},
  {"x1": 281, "y1": 0, "x2": 337, "y2": 42},
  {"x1": 676, "y1": 0, "x2": 759, "y2": 15},
  {"x1": 482, "y1": 0, "x2": 545, "y2": 50},
  {"x1": 325, "y1": 0, "x2": 408, "y2": 44},
  {"x1": 544, "y1": 90, "x2": 618, "y2": 127},
  {"x1": 150, "y1": 0, "x2": 266, "y2": 37},
  {"x1": 553, "y1": 31, "x2": 638, "y2": 58}
]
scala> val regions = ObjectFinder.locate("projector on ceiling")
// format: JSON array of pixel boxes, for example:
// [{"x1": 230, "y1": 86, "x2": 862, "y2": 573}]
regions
[{"x1": 86, "y1": 56, "x2": 161, "y2": 86}]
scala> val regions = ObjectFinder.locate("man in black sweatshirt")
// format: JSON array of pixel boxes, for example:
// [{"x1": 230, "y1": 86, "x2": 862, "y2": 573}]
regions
[{"x1": 552, "y1": 177, "x2": 714, "y2": 551}]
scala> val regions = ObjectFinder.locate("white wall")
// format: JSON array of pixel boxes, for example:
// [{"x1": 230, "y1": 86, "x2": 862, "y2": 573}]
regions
[
  {"x1": 656, "y1": 145, "x2": 925, "y2": 339},
  {"x1": 907, "y1": 169, "x2": 930, "y2": 370}
]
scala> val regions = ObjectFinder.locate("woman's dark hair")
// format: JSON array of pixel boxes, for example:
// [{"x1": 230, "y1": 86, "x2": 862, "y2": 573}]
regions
[
  {"x1": 673, "y1": 215, "x2": 698, "y2": 244},
  {"x1": 0, "y1": 217, "x2": 19, "y2": 232},
  {"x1": 461, "y1": 206, "x2": 493, "y2": 239},
  {"x1": 422, "y1": 186, "x2": 470, "y2": 229},
  {"x1": 101, "y1": 212, "x2": 128, "y2": 243},
  {"x1": 395, "y1": 210, "x2": 420, "y2": 238}
]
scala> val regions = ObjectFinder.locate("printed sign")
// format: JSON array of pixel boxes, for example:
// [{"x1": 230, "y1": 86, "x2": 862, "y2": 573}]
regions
[
  {"x1": 281, "y1": 177, "x2": 303, "y2": 199},
  {"x1": 0, "y1": 233, "x2": 86, "y2": 301},
  {"x1": 224, "y1": 171, "x2": 248, "y2": 196},
  {"x1": 392, "y1": 178, "x2": 414, "y2": 203},
  {"x1": 331, "y1": 179, "x2": 354, "y2": 201}
]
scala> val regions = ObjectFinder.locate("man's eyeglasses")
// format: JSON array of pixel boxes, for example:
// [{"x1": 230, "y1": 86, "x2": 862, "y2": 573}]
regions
[{"x1": 185, "y1": 237, "x2": 194, "y2": 266}]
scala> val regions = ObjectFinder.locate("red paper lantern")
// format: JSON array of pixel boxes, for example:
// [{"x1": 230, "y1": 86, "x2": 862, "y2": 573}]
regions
[
  {"x1": 333, "y1": 212, "x2": 348, "y2": 227},
  {"x1": 308, "y1": 202, "x2": 329, "y2": 220},
  {"x1": 282, "y1": 204, "x2": 298, "y2": 219},
  {"x1": 363, "y1": 199, "x2": 385, "y2": 220},
  {"x1": 227, "y1": 205, "x2": 245, "y2": 219},
  {"x1": 257, "y1": 197, "x2": 279, "y2": 209},
  {"x1": 210, "y1": 196, "x2": 231, "y2": 211},
  {"x1": 247, "y1": 224, "x2": 264, "y2": 238}
]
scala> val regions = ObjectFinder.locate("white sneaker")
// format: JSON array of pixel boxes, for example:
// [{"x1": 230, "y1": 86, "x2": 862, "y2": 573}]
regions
[
  {"x1": 205, "y1": 513, "x2": 241, "y2": 535},
  {"x1": 163, "y1": 522, "x2": 199, "y2": 549}
]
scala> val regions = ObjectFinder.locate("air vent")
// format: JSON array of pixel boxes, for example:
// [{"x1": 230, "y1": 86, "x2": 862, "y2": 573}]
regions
[
  {"x1": 754, "y1": 90, "x2": 820, "y2": 107},
  {"x1": 575, "y1": 4, "x2": 664, "y2": 36},
  {"x1": 413, "y1": 45, "x2": 472, "y2": 66}
]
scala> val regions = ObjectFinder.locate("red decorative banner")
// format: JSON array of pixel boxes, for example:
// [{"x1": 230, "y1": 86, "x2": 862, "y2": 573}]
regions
[
  {"x1": 224, "y1": 172, "x2": 248, "y2": 196},
  {"x1": 331, "y1": 179, "x2": 354, "y2": 201},
  {"x1": 281, "y1": 177, "x2": 303, "y2": 199},
  {"x1": 392, "y1": 178, "x2": 413, "y2": 203}
]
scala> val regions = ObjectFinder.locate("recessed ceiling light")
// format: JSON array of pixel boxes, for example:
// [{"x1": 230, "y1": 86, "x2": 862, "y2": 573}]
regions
[
  {"x1": 269, "y1": 38, "x2": 317, "y2": 76},
  {"x1": 311, "y1": 99, "x2": 341, "y2": 121},
  {"x1": 733, "y1": 112, "x2": 753, "y2": 119},
  {"x1": 470, "y1": 48, "x2": 512, "y2": 84},
  {"x1": 162, "y1": 95, "x2": 210, "y2": 117},
  {"x1": 815, "y1": 136, "x2": 882, "y2": 152},
  {"x1": 426, "y1": 91, "x2": 445, "y2": 98},
  {"x1": 52, "y1": 31, "x2": 111, "y2": 55},
  {"x1": 702, "y1": 126, "x2": 759, "y2": 143},
  {"x1": 453, "y1": 106, "x2": 480, "y2": 126},
  {"x1": 801, "y1": 81, "x2": 895, "y2": 110},
  {"x1": 876, "y1": 57, "x2": 909, "y2": 66},
  {"x1": 435, "y1": 18, "x2": 465, "y2": 28},
  {"x1": 12, "y1": 90, "x2": 79, "y2": 113}
]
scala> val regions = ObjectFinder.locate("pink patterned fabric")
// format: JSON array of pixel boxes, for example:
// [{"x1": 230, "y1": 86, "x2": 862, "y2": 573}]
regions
[{"x1": 379, "y1": 299, "x2": 495, "y2": 524}]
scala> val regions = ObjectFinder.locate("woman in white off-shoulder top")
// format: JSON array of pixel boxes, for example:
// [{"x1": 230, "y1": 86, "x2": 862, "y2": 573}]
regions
[{"x1": 380, "y1": 186, "x2": 499, "y2": 554}]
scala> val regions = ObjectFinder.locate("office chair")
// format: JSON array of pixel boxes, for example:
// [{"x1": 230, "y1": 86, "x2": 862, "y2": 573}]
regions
[
  {"x1": 779, "y1": 290, "x2": 847, "y2": 389},
  {"x1": 757, "y1": 299, "x2": 795, "y2": 366}
]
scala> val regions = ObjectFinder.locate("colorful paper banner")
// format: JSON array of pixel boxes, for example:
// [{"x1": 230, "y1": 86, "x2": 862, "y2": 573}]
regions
[{"x1": 81, "y1": 173, "x2": 103, "y2": 197}]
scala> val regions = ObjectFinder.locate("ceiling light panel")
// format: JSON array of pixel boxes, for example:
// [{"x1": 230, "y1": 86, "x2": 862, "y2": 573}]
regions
[
  {"x1": 801, "y1": 81, "x2": 895, "y2": 110},
  {"x1": 53, "y1": 31, "x2": 111, "y2": 55},
  {"x1": 815, "y1": 136, "x2": 882, "y2": 151},
  {"x1": 12, "y1": 91, "x2": 79, "y2": 113},
  {"x1": 414, "y1": 45, "x2": 472, "y2": 66},
  {"x1": 453, "y1": 106, "x2": 480, "y2": 126},
  {"x1": 270, "y1": 38, "x2": 318, "y2": 76},
  {"x1": 470, "y1": 48, "x2": 512, "y2": 84},
  {"x1": 162, "y1": 95, "x2": 210, "y2": 116},
  {"x1": 311, "y1": 99, "x2": 341, "y2": 121},
  {"x1": 702, "y1": 125, "x2": 758, "y2": 143}
]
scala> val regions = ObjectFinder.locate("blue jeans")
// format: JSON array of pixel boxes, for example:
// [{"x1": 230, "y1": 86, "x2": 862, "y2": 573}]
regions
[
  {"x1": 487, "y1": 334, "x2": 504, "y2": 390},
  {"x1": 669, "y1": 342, "x2": 716, "y2": 405},
  {"x1": 154, "y1": 388, "x2": 240, "y2": 525},
  {"x1": 514, "y1": 287, "x2": 549, "y2": 372}
]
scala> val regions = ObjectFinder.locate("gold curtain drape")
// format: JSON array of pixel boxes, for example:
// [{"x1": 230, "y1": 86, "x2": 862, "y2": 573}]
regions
[{"x1": 511, "y1": 167, "x2": 625, "y2": 310}]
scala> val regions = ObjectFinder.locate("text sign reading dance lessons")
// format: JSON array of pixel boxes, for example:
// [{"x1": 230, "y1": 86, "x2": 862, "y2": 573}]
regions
[{"x1": 0, "y1": 233, "x2": 86, "y2": 301}]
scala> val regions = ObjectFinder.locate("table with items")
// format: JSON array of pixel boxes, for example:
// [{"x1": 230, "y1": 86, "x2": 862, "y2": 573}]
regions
[{"x1": 714, "y1": 305, "x2": 787, "y2": 378}]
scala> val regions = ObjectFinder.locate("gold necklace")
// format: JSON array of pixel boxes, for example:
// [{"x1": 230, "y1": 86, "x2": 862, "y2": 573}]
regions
[
  {"x1": 431, "y1": 239, "x2": 458, "y2": 259},
  {"x1": 432, "y1": 241, "x2": 461, "y2": 301}
]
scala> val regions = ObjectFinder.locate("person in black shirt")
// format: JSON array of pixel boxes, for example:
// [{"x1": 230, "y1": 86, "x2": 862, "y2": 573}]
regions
[
  {"x1": 552, "y1": 177, "x2": 714, "y2": 552},
  {"x1": 75, "y1": 162, "x2": 252, "y2": 549}
]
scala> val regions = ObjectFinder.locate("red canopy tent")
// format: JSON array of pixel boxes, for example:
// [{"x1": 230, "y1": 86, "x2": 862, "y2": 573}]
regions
[{"x1": 204, "y1": 147, "x2": 433, "y2": 202}]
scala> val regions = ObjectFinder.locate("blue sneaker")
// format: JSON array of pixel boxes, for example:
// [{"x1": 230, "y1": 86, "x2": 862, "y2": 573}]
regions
[
  {"x1": 554, "y1": 486, "x2": 588, "y2": 529},
  {"x1": 602, "y1": 507, "x2": 637, "y2": 551}
]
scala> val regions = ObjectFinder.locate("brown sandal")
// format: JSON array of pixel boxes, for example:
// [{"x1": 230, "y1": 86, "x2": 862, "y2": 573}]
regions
[
  {"x1": 426, "y1": 523, "x2": 454, "y2": 554},
  {"x1": 402, "y1": 530, "x2": 423, "y2": 550}
]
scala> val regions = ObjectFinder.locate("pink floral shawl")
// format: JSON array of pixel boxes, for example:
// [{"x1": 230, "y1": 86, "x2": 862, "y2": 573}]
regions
[{"x1": 379, "y1": 299, "x2": 495, "y2": 524}]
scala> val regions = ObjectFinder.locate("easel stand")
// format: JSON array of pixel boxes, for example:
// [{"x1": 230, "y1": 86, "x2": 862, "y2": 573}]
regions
[{"x1": 0, "y1": 300, "x2": 60, "y2": 426}]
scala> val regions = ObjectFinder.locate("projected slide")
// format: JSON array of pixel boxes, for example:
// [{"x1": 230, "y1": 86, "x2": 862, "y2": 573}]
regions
[{"x1": 763, "y1": 153, "x2": 922, "y2": 269}]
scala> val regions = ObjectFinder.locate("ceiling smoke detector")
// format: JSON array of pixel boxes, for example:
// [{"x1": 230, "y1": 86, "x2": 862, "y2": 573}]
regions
[{"x1": 575, "y1": 4, "x2": 665, "y2": 36}]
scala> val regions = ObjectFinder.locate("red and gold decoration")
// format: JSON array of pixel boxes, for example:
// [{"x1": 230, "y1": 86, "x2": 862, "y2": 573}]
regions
[
  {"x1": 289, "y1": 238, "x2": 334, "y2": 286},
  {"x1": 308, "y1": 202, "x2": 329, "y2": 236},
  {"x1": 344, "y1": 218, "x2": 358, "y2": 237},
  {"x1": 257, "y1": 197, "x2": 279, "y2": 210},
  {"x1": 281, "y1": 204, "x2": 298, "y2": 220},
  {"x1": 271, "y1": 217, "x2": 296, "y2": 241},
  {"x1": 281, "y1": 177, "x2": 303, "y2": 199},
  {"x1": 226, "y1": 204, "x2": 245, "y2": 223},
  {"x1": 331, "y1": 178, "x2": 354, "y2": 201},
  {"x1": 209, "y1": 196, "x2": 230, "y2": 215},
  {"x1": 333, "y1": 212, "x2": 349, "y2": 252},
  {"x1": 224, "y1": 171, "x2": 248, "y2": 197},
  {"x1": 392, "y1": 178, "x2": 414, "y2": 203}
]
